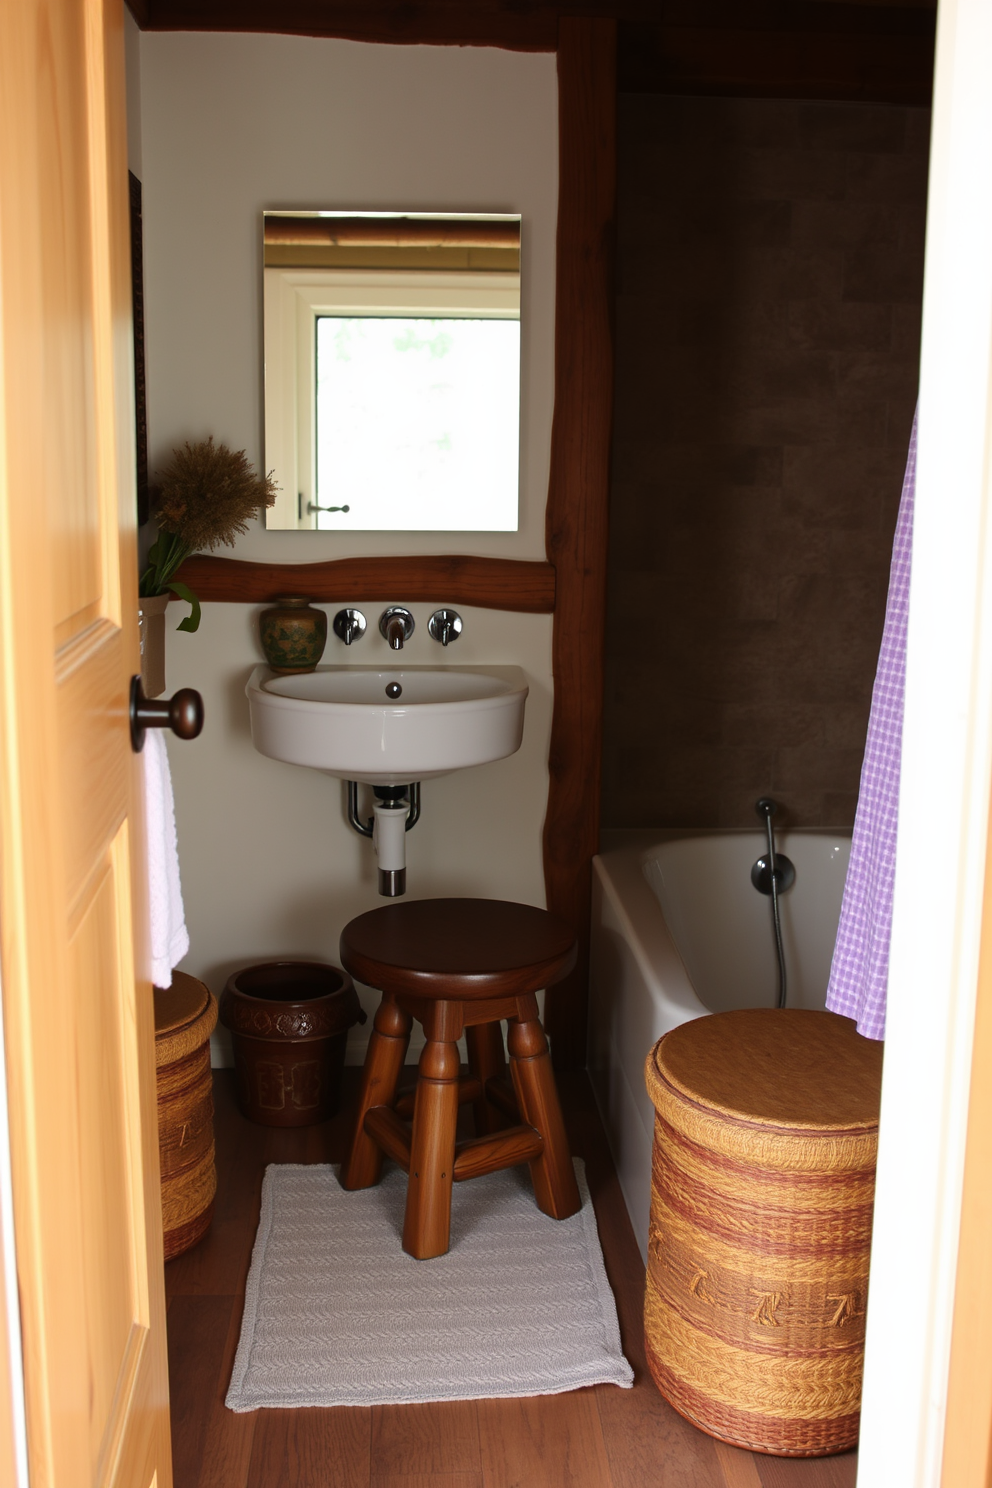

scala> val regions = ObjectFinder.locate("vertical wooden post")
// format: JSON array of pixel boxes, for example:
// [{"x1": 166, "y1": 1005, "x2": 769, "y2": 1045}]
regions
[
  {"x1": 403, "y1": 1037, "x2": 461, "y2": 1260},
  {"x1": 507, "y1": 998, "x2": 581, "y2": 1218},
  {"x1": 543, "y1": 17, "x2": 617, "y2": 1069}
]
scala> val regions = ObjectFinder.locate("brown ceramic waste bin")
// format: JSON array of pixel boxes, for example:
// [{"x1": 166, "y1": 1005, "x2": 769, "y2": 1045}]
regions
[{"x1": 220, "y1": 960, "x2": 365, "y2": 1126}]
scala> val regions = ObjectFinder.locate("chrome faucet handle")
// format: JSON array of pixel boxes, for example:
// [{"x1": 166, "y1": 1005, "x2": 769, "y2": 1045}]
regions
[
  {"x1": 427, "y1": 608, "x2": 463, "y2": 646},
  {"x1": 379, "y1": 606, "x2": 415, "y2": 651},
  {"x1": 332, "y1": 608, "x2": 367, "y2": 645}
]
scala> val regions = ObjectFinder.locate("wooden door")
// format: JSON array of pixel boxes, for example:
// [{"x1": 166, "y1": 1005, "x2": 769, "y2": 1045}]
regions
[{"x1": 0, "y1": 1, "x2": 173, "y2": 1486}]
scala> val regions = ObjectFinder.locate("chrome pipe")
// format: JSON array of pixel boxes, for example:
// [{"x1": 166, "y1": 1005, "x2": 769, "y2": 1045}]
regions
[{"x1": 346, "y1": 780, "x2": 374, "y2": 838}]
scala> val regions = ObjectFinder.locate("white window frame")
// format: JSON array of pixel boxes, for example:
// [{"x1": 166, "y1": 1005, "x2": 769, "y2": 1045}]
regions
[{"x1": 263, "y1": 268, "x2": 521, "y2": 530}]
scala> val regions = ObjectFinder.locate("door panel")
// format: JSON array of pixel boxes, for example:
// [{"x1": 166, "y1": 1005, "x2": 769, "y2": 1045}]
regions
[
  {"x1": 58, "y1": 623, "x2": 127, "y2": 911},
  {"x1": 0, "y1": 1, "x2": 173, "y2": 1486},
  {"x1": 74, "y1": 856, "x2": 140, "y2": 1435}
]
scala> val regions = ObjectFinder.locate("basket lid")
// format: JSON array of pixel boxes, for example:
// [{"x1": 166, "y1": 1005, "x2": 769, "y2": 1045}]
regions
[
  {"x1": 649, "y1": 1008, "x2": 883, "y2": 1132},
  {"x1": 154, "y1": 971, "x2": 217, "y2": 1064}
]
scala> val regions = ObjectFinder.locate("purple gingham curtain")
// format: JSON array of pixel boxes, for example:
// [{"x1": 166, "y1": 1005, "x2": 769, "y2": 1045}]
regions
[{"x1": 825, "y1": 409, "x2": 916, "y2": 1040}]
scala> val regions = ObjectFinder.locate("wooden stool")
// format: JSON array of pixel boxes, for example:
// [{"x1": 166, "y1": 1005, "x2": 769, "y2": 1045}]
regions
[
  {"x1": 644, "y1": 1009, "x2": 884, "y2": 1457},
  {"x1": 340, "y1": 898, "x2": 582, "y2": 1260}
]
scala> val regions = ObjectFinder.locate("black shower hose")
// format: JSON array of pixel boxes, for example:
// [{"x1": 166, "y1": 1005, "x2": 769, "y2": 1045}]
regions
[{"x1": 758, "y1": 799, "x2": 788, "y2": 1009}]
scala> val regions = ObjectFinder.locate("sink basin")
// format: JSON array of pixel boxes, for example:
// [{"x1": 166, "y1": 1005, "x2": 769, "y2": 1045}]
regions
[{"x1": 246, "y1": 664, "x2": 529, "y2": 784}]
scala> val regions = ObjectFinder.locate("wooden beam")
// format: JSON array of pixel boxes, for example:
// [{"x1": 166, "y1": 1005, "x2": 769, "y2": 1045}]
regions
[
  {"x1": 136, "y1": 0, "x2": 934, "y2": 105},
  {"x1": 140, "y1": 0, "x2": 558, "y2": 50},
  {"x1": 542, "y1": 17, "x2": 616, "y2": 1072},
  {"x1": 172, "y1": 553, "x2": 557, "y2": 612},
  {"x1": 618, "y1": 19, "x2": 934, "y2": 105}
]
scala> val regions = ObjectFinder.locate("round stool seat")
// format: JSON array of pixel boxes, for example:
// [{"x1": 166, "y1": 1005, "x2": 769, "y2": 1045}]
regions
[
  {"x1": 644, "y1": 1009, "x2": 883, "y2": 1458},
  {"x1": 340, "y1": 897, "x2": 577, "y2": 1000},
  {"x1": 340, "y1": 898, "x2": 580, "y2": 1259}
]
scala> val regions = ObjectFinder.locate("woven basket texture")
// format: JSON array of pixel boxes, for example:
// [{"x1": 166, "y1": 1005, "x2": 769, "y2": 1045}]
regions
[
  {"x1": 155, "y1": 978, "x2": 218, "y2": 1262},
  {"x1": 643, "y1": 1009, "x2": 882, "y2": 1458}
]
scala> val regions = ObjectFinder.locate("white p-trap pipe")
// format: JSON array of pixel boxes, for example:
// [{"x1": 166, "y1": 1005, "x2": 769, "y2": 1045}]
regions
[{"x1": 372, "y1": 799, "x2": 409, "y2": 896}]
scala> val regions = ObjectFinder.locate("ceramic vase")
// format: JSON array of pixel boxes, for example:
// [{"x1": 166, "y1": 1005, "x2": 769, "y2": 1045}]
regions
[
  {"x1": 138, "y1": 593, "x2": 170, "y2": 698},
  {"x1": 259, "y1": 595, "x2": 327, "y2": 673}
]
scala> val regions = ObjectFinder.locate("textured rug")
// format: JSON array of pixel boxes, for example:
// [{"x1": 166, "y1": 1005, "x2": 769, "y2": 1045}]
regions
[{"x1": 226, "y1": 1160, "x2": 633, "y2": 1411}]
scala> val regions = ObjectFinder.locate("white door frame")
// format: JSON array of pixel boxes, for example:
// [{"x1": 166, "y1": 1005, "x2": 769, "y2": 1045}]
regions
[{"x1": 856, "y1": 0, "x2": 992, "y2": 1482}]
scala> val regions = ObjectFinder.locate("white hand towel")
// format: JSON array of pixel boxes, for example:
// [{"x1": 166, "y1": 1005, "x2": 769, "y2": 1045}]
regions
[{"x1": 141, "y1": 729, "x2": 189, "y2": 988}]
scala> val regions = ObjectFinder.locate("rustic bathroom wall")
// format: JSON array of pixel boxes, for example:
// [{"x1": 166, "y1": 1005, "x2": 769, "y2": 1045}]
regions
[
  {"x1": 603, "y1": 95, "x2": 930, "y2": 829},
  {"x1": 133, "y1": 31, "x2": 558, "y2": 1062}
]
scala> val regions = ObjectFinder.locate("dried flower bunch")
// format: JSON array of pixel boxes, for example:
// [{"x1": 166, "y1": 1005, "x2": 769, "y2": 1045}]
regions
[{"x1": 139, "y1": 437, "x2": 278, "y2": 632}]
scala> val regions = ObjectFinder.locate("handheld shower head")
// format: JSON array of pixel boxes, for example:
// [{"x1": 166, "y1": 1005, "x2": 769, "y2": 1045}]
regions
[{"x1": 751, "y1": 795, "x2": 789, "y2": 1008}]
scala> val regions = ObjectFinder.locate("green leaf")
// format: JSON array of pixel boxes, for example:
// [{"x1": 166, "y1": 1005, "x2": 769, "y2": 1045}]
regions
[
  {"x1": 167, "y1": 581, "x2": 201, "y2": 634},
  {"x1": 139, "y1": 531, "x2": 191, "y2": 597}
]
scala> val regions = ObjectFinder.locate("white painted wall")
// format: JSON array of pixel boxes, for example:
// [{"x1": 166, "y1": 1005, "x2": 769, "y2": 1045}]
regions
[{"x1": 133, "y1": 33, "x2": 558, "y2": 1060}]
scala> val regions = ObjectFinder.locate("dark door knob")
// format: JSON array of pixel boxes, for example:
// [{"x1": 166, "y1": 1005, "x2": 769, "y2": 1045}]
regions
[{"x1": 130, "y1": 675, "x2": 204, "y2": 753}]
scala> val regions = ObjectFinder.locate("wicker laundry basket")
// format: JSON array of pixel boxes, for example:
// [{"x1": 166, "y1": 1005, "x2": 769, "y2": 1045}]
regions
[
  {"x1": 644, "y1": 1008, "x2": 883, "y2": 1457},
  {"x1": 154, "y1": 972, "x2": 218, "y2": 1261}
]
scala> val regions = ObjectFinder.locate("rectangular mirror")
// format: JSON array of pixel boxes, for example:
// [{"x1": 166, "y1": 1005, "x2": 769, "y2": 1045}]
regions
[{"x1": 263, "y1": 211, "x2": 521, "y2": 531}]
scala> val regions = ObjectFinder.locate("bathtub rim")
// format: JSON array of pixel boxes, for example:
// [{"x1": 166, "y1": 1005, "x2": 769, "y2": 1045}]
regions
[
  {"x1": 593, "y1": 830, "x2": 708, "y2": 1030},
  {"x1": 594, "y1": 825, "x2": 853, "y2": 1017}
]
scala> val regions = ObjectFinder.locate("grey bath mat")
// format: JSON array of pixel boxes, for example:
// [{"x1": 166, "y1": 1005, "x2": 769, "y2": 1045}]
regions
[{"x1": 226, "y1": 1160, "x2": 633, "y2": 1411}]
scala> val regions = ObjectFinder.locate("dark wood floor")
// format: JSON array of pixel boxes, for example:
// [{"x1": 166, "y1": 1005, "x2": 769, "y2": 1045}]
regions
[{"x1": 165, "y1": 1069, "x2": 859, "y2": 1488}]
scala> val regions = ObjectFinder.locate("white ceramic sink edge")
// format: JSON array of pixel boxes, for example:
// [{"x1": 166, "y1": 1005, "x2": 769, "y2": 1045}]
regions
[{"x1": 246, "y1": 663, "x2": 529, "y2": 784}]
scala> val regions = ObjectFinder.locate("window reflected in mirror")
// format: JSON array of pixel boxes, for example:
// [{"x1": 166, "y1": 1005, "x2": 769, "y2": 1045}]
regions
[{"x1": 263, "y1": 212, "x2": 521, "y2": 532}]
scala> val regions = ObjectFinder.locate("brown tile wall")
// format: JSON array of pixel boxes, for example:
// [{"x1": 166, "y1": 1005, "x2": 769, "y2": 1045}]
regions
[{"x1": 602, "y1": 95, "x2": 930, "y2": 829}]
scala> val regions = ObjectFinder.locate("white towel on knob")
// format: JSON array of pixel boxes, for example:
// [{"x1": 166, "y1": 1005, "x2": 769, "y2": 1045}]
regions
[{"x1": 141, "y1": 729, "x2": 189, "y2": 988}]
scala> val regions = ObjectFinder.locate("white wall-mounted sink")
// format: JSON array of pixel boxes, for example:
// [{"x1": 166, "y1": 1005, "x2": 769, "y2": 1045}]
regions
[{"x1": 246, "y1": 664, "x2": 528, "y2": 784}]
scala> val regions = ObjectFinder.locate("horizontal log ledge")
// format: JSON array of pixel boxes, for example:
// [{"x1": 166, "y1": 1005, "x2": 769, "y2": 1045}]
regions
[{"x1": 174, "y1": 553, "x2": 556, "y2": 613}]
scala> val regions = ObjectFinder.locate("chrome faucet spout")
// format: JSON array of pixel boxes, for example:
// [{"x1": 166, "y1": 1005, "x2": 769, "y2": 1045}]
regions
[{"x1": 379, "y1": 606, "x2": 415, "y2": 650}]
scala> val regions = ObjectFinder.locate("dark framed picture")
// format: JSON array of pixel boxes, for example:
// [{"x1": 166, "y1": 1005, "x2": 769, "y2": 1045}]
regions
[{"x1": 129, "y1": 169, "x2": 149, "y2": 527}]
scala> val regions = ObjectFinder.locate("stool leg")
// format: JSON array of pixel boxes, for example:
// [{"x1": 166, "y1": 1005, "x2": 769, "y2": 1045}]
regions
[
  {"x1": 508, "y1": 1007, "x2": 581, "y2": 1221},
  {"x1": 341, "y1": 995, "x2": 411, "y2": 1191},
  {"x1": 465, "y1": 1021, "x2": 508, "y2": 1136},
  {"x1": 403, "y1": 1038, "x2": 460, "y2": 1260}
]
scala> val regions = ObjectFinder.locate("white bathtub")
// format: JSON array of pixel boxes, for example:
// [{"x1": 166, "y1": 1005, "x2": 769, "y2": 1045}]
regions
[{"x1": 589, "y1": 828, "x2": 851, "y2": 1261}]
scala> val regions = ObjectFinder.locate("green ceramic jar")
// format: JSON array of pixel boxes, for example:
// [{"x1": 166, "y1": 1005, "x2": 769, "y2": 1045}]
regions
[{"x1": 259, "y1": 596, "x2": 327, "y2": 673}]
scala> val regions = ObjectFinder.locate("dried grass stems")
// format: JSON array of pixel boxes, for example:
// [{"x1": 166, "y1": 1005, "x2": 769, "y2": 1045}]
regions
[{"x1": 139, "y1": 437, "x2": 278, "y2": 631}]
